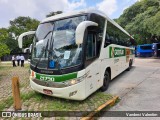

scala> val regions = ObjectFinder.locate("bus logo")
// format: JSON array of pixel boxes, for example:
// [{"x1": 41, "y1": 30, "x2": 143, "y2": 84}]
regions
[{"x1": 110, "y1": 47, "x2": 125, "y2": 58}]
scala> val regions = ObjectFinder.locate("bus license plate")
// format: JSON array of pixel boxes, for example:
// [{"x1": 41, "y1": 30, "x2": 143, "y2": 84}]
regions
[{"x1": 43, "y1": 89, "x2": 53, "y2": 95}]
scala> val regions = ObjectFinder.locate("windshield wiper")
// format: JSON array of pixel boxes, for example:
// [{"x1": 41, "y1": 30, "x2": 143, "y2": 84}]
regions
[
  {"x1": 34, "y1": 38, "x2": 49, "y2": 69},
  {"x1": 34, "y1": 30, "x2": 53, "y2": 69}
]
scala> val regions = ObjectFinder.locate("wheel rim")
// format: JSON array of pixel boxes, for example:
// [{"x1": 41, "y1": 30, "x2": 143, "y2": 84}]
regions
[
  {"x1": 129, "y1": 60, "x2": 132, "y2": 68},
  {"x1": 103, "y1": 73, "x2": 109, "y2": 87}
]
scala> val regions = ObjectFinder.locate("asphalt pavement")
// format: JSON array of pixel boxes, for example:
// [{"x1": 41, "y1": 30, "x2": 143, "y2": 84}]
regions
[{"x1": 100, "y1": 58, "x2": 160, "y2": 120}]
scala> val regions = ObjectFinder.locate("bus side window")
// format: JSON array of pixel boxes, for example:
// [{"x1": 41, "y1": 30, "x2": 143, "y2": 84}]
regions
[
  {"x1": 85, "y1": 32, "x2": 102, "y2": 66},
  {"x1": 106, "y1": 21, "x2": 116, "y2": 45},
  {"x1": 90, "y1": 13, "x2": 105, "y2": 49},
  {"x1": 110, "y1": 36, "x2": 115, "y2": 44},
  {"x1": 86, "y1": 33, "x2": 96, "y2": 59},
  {"x1": 104, "y1": 33, "x2": 111, "y2": 47}
]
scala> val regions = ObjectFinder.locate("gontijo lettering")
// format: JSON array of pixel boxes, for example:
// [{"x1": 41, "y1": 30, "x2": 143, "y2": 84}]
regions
[{"x1": 114, "y1": 49, "x2": 125, "y2": 56}]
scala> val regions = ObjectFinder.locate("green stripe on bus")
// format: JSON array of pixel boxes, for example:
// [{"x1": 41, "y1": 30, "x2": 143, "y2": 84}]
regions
[{"x1": 36, "y1": 72, "x2": 77, "y2": 82}]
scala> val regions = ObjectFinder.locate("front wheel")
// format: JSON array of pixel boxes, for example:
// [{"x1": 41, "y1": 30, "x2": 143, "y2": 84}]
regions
[
  {"x1": 100, "y1": 71, "x2": 110, "y2": 92},
  {"x1": 126, "y1": 59, "x2": 132, "y2": 71}
]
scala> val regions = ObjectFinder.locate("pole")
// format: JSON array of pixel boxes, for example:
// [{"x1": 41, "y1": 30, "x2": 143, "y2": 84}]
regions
[{"x1": 12, "y1": 76, "x2": 21, "y2": 110}]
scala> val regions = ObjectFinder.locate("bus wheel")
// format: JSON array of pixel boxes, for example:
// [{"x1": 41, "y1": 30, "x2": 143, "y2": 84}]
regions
[
  {"x1": 126, "y1": 60, "x2": 132, "y2": 71},
  {"x1": 100, "y1": 71, "x2": 110, "y2": 92}
]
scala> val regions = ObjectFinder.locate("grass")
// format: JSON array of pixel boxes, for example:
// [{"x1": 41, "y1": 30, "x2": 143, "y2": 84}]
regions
[
  {"x1": 0, "y1": 62, "x2": 119, "y2": 119},
  {"x1": 21, "y1": 91, "x2": 35, "y2": 101},
  {"x1": 22, "y1": 90, "x2": 114, "y2": 111},
  {"x1": 0, "y1": 62, "x2": 31, "y2": 110},
  {"x1": 0, "y1": 90, "x2": 116, "y2": 112},
  {"x1": 0, "y1": 65, "x2": 12, "y2": 80},
  {"x1": 0, "y1": 91, "x2": 38, "y2": 111},
  {"x1": 0, "y1": 97, "x2": 13, "y2": 111},
  {"x1": 0, "y1": 92, "x2": 36, "y2": 111}
]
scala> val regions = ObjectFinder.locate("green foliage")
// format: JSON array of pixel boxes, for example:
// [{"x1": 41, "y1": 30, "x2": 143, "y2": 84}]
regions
[
  {"x1": 0, "y1": 28, "x2": 10, "y2": 57},
  {"x1": 0, "y1": 17, "x2": 40, "y2": 56},
  {"x1": 116, "y1": 0, "x2": 160, "y2": 45},
  {"x1": 0, "y1": 28, "x2": 8, "y2": 41},
  {"x1": 9, "y1": 16, "x2": 39, "y2": 34},
  {"x1": 46, "y1": 11, "x2": 62, "y2": 17},
  {"x1": 0, "y1": 96, "x2": 13, "y2": 111},
  {"x1": 0, "y1": 43, "x2": 10, "y2": 57},
  {"x1": 8, "y1": 17, "x2": 40, "y2": 50}
]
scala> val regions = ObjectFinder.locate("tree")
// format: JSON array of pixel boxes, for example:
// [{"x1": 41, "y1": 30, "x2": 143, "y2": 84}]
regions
[
  {"x1": 9, "y1": 16, "x2": 39, "y2": 36},
  {"x1": 0, "y1": 43, "x2": 10, "y2": 58},
  {"x1": 46, "y1": 11, "x2": 62, "y2": 17},
  {"x1": 116, "y1": 0, "x2": 160, "y2": 45},
  {"x1": 0, "y1": 28, "x2": 10, "y2": 57},
  {"x1": 7, "y1": 17, "x2": 40, "y2": 53}
]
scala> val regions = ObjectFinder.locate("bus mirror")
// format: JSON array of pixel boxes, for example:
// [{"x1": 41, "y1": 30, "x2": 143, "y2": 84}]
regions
[
  {"x1": 75, "y1": 21, "x2": 98, "y2": 45},
  {"x1": 18, "y1": 31, "x2": 35, "y2": 48},
  {"x1": 28, "y1": 59, "x2": 31, "y2": 63},
  {"x1": 23, "y1": 48, "x2": 30, "y2": 53},
  {"x1": 28, "y1": 44, "x2": 32, "y2": 53}
]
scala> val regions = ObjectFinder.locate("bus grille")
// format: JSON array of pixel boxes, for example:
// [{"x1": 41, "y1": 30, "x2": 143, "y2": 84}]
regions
[{"x1": 33, "y1": 79, "x2": 67, "y2": 88}]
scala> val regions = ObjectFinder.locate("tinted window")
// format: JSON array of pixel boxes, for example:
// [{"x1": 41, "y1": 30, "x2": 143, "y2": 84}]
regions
[
  {"x1": 90, "y1": 13, "x2": 105, "y2": 34},
  {"x1": 157, "y1": 44, "x2": 160, "y2": 49},
  {"x1": 140, "y1": 46, "x2": 152, "y2": 50},
  {"x1": 85, "y1": 14, "x2": 105, "y2": 66},
  {"x1": 104, "y1": 21, "x2": 131, "y2": 47},
  {"x1": 86, "y1": 33, "x2": 96, "y2": 59},
  {"x1": 89, "y1": 13, "x2": 105, "y2": 57}
]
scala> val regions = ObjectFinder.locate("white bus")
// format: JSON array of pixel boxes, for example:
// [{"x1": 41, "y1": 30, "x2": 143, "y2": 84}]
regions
[{"x1": 18, "y1": 10, "x2": 135, "y2": 100}]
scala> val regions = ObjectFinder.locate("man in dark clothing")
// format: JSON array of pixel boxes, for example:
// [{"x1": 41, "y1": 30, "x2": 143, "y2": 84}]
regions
[
  {"x1": 20, "y1": 55, "x2": 25, "y2": 67},
  {"x1": 12, "y1": 55, "x2": 16, "y2": 67},
  {"x1": 16, "y1": 55, "x2": 20, "y2": 66}
]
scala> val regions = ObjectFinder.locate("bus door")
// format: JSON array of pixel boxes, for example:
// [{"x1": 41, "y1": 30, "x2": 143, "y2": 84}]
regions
[{"x1": 85, "y1": 31, "x2": 101, "y2": 95}]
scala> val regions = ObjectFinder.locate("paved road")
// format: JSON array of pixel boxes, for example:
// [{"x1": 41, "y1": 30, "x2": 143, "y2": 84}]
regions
[{"x1": 100, "y1": 58, "x2": 160, "y2": 120}]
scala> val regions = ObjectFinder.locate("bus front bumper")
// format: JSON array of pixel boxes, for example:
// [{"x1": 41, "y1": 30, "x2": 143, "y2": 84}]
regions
[{"x1": 30, "y1": 79, "x2": 86, "y2": 100}]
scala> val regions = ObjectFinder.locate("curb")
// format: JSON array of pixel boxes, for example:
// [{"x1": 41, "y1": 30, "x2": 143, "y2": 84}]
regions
[{"x1": 81, "y1": 96, "x2": 119, "y2": 120}]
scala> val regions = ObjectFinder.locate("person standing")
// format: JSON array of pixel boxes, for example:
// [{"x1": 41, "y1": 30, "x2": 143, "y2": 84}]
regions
[
  {"x1": 12, "y1": 55, "x2": 16, "y2": 67},
  {"x1": 16, "y1": 55, "x2": 20, "y2": 66},
  {"x1": 20, "y1": 54, "x2": 25, "y2": 67}
]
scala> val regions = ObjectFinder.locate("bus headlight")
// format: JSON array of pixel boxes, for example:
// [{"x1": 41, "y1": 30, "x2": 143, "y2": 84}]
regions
[
  {"x1": 30, "y1": 70, "x2": 35, "y2": 80},
  {"x1": 63, "y1": 72, "x2": 89, "y2": 86},
  {"x1": 64, "y1": 77, "x2": 84, "y2": 86},
  {"x1": 70, "y1": 79, "x2": 77, "y2": 84}
]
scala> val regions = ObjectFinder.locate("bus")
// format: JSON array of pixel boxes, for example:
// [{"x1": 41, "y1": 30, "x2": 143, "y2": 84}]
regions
[
  {"x1": 136, "y1": 44, "x2": 153, "y2": 57},
  {"x1": 152, "y1": 43, "x2": 160, "y2": 57},
  {"x1": 18, "y1": 10, "x2": 135, "y2": 100}
]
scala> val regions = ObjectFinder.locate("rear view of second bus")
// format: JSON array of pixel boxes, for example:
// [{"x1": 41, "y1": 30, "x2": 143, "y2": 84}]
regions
[{"x1": 136, "y1": 44, "x2": 153, "y2": 57}]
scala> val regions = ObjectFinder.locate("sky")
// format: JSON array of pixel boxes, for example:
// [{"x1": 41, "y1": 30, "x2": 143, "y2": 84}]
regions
[{"x1": 0, "y1": 0, "x2": 140, "y2": 28}]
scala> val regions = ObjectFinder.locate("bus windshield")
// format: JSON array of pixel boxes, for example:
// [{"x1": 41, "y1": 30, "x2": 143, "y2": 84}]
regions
[{"x1": 31, "y1": 15, "x2": 86, "y2": 69}]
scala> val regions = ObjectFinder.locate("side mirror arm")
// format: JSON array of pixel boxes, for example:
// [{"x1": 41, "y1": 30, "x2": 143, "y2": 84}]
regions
[
  {"x1": 75, "y1": 21, "x2": 98, "y2": 45},
  {"x1": 18, "y1": 31, "x2": 35, "y2": 48}
]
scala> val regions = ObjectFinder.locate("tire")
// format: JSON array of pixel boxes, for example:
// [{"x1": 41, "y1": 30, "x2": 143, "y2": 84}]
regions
[
  {"x1": 100, "y1": 71, "x2": 110, "y2": 92},
  {"x1": 126, "y1": 60, "x2": 132, "y2": 71}
]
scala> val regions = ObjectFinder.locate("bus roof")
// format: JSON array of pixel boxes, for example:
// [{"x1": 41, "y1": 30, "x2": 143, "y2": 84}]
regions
[{"x1": 41, "y1": 9, "x2": 132, "y2": 38}]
